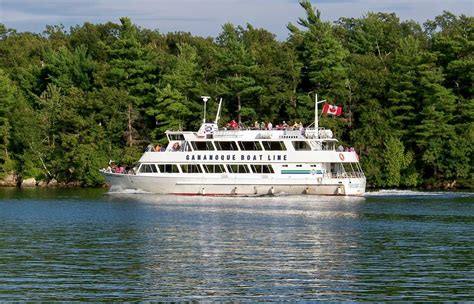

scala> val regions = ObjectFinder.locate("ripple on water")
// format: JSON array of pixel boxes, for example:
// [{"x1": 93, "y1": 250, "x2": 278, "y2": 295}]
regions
[{"x1": 0, "y1": 189, "x2": 473, "y2": 301}]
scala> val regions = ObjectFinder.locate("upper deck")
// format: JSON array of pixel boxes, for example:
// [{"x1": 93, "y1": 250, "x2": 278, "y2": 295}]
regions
[
  {"x1": 166, "y1": 123, "x2": 336, "y2": 143},
  {"x1": 147, "y1": 122, "x2": 359, "y2": 163}
]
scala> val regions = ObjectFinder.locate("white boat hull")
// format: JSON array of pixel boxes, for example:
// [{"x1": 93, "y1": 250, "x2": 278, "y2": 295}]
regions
[{"x1": 102, "y1": 172, "x2": 365, "y2": 196}]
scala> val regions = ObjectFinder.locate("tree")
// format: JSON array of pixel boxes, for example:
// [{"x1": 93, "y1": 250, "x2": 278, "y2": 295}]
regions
[
  {"x1": 289, "y1": 0, "x2": 349, "y2": 102},
  {"x1": 41, "y1": 45, "x2": 97, "y2": 91},
  {"x1": 106, "y1": 17, "x2": 161, "y2": 144},
  {"x1": 382, "y1": 137, "x2": 414, "y2": 187},
  {"x1": 148, "y1": 84, "x2": 193, "y2": 139},
  {"x1": 0, "y1": 69, "x2": 15, "y2": 177},
  {"x1": 214, "y1": 23, "x2": 262, "y2": 125},
  {"x1": 241, "y1": 25, "x2": 301, "y2": 123},
  {"x1": 387, "y1": 36, "x2": 426, "y2": 140},
  {"x1": 107, "y1": 17, "x2": 159, "y2": 107},
  {"x1": 414, "y1": 65, "x2": 457, "y2": 181},
  {"x1": 426, "y1": 12, "x2": 473, "y2": 100}
]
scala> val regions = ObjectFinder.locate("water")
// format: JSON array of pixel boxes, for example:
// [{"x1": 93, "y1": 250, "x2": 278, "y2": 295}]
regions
[{"x1": 0, "y1": 188, "x2": 473, "y2": 301}]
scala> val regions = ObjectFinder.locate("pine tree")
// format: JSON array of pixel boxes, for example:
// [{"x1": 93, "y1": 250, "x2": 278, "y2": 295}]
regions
[
  {"x1": 147, "y1": 43, "x2": 202, "y2": 138},
  {"x1": 289, "y1": 0, "x2": 349, "y2": 102},
  {"x1": 214, "y1": 23, "x2": 262, "y2": 125}
]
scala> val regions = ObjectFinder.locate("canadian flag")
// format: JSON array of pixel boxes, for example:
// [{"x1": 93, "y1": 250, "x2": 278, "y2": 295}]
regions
[{"x1": 322, "y1": 103, "x2": 342, "y2": 116}]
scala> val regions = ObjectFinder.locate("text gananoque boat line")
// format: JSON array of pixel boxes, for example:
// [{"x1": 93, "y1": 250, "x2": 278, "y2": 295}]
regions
[{"x1": 100, "y1": 95, "x2": 366, "y2": 196}]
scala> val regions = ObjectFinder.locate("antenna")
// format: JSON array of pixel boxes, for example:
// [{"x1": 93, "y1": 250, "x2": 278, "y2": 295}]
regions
[
  {"x1": 201, "y1": 96, "x2": 210, "y2": 124},
  {"x1": 214, "y1": 98, "x2": 223, "y2": 124}
]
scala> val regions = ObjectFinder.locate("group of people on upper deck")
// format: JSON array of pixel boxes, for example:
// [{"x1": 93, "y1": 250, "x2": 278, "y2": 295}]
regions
[{"x1": 226, "y1": 120, "x2": 304, "y2": 131}]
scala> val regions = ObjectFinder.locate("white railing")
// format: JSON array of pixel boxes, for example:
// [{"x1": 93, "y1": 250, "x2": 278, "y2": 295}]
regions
[{"x1": 326, "y1": 172, "x2": 365, "y2": 179}]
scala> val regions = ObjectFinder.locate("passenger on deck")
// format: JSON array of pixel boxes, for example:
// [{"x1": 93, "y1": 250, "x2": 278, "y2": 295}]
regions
[
  {"x1": 172, "y1": 142, "x2": 181, "y2": 151},
  {"x1": 227, "y1": 120, "x2": 238, "y2": 130},
  {"x1": 146, "y1": 144, "x2": 155, "y2": 152}
]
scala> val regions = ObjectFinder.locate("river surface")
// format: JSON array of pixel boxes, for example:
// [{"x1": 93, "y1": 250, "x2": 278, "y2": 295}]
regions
[{"x1": 0, "y1": 188, "x2": 473, "y2": 301}]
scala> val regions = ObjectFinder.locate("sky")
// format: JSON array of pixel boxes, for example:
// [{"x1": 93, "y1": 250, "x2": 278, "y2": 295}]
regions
[{"x1": 1, "y1": 0, "x2": 473, "y2": 40}]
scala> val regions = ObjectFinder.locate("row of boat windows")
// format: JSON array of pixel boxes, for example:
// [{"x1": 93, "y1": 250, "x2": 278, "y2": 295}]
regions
[
  {"x1": 189, "y1": 141, "x2": 288, "y2": 151},
  {"x1": 139, "y1": 164, "x2": 275, "y2": 174},
  {"x1": 184, "y1": 141, "x2": 335, "y2": 151},
  {"x1": 139, "y1": 163, "x2": 364, "y2": 177}
]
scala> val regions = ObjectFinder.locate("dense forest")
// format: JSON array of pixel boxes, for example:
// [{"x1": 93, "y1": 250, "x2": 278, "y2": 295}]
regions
[{"x1": 0, "y1": 1, "x2": 472, "y2": 189}]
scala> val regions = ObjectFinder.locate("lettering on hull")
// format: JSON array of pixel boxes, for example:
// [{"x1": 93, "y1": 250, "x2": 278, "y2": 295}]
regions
[{"x1": 186, "y1": 154, "x2": 288, "y2": 162}]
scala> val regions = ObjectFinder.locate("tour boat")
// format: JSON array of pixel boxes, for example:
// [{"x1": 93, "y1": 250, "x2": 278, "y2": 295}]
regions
[{"x1": 101, "y1": 95, "x2": 366, "y2": 196}]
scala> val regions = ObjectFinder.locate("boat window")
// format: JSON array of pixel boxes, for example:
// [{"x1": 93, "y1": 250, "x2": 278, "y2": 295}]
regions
[
  {"x1": 330, "y1": 163, "x2": 343, "y2": 175},
  {"x1": 180, "y1": 142, "x2": 192, "y2": 152},
  {"x1": 262, "y1": 165, "x2": 274, "y2": 173},
  {"x1": 292, "y1": 141, "x2": 311, "y2": 151},
  {"x1": 157, "y1": 164, "x2": 179, "y2": 173},
  {"x1": 202, "y1": 164, "x2": 225, "y2": 173},
  {"x1": 322, "y1": 142, "x2": 335, "y2": 151},
  {"x1": 139, "y1": 164, "x2": 158, "y2": 173},
  {"x1": 168, "y1": 134, "x2": 185, "y2": 141},
  {"x1": 215, "y1": 141, "x2": 239, "y2": 151},
  {"x1": 261, "y1": 141, "x2": 286, "y2": 151},
  {"x1": 227, "y1": 164, "x2": 250, "y2": 174},
  {"x1": 296, "y1": 164, "x2": 302, "y2": 167},
  {"x1": 341, "y1": 162, "x2": 363, "y2": 177},
  {"x1": 238, "y1": 141, "x2": 263, "y2": 151},
  {"x1": 180, "y1": 164, "x2": 202, "y2": 173},
  {"x1": 250, "y1": 164, "x2": 274, "y2": 174},
  {"x1": 190, "y1": 141, "x2": 215, "y2": 151}
]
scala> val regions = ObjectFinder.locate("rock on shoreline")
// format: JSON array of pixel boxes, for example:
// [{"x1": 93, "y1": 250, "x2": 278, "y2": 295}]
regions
[
  {"x1": 0, "y1": 176, "x2": 62, "y2": 188},
  {"x1": 0, "y1": 175, "x2": 17, "y2": 187},
  {"x1": 21, "y1": 178, "x2": 36, "y2": 187}
]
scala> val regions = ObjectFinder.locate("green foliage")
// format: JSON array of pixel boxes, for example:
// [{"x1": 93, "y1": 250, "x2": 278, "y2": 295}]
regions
[
  {"x1": 0, "y1": 9, "x2": 472, "y2": 189},
  {"x1": 148, "y1": 84, "x2": 193, "y2": 138},
  {"x1": 213, "y1": 23, "x2": 264, "y2": 124},
  {"x1": 291, "y1": 0, "x2": 350, "y2": 101},
  {"x1": 0, "y1": 69, "x2": 16, "y2": 177},
  {"x1": 42, "y1": 45, "x2": 97, "y2": 91},
  {"x1": 382, "y1": 137, "x2": 413, "y2": 187}
]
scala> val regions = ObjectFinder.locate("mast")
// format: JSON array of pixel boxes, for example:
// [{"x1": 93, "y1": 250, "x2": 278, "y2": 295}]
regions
[{"x1": 214, "y1": 98, "x2": 223, "y2": 124}]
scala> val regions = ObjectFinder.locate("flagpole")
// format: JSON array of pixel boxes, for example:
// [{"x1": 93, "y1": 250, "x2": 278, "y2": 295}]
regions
[
  {"x1": 314, "y1": 93, "x2": 326, "y2": 139},
  {"x1": 315, "y1": 94, "x2": 318, "y2": 139}
]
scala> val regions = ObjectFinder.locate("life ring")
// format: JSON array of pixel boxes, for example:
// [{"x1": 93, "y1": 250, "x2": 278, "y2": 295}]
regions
[
  {"x1": 339, "y1": 153, "x2": 345, "y2": 161},
  {"x1": 205, "y1": 126, "x2": 212, "y2": 132},
  {"x1": 173, "y1": 142, "x2": 180, "y2": 150}
]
